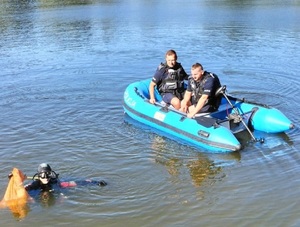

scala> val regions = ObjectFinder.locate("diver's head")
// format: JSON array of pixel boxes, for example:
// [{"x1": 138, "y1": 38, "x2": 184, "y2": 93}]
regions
[{"x1": 37, "y1": 163, "x2": 53, "y2": 184}]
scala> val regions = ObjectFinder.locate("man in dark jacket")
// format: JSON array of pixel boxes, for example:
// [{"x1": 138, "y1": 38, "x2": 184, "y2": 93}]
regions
[
  {"x1": 181, "y1": 63, "x2": 222, "y2": 118},
  {"x1": 149, "y1": 49, "x2": 188, "y2": 110}
]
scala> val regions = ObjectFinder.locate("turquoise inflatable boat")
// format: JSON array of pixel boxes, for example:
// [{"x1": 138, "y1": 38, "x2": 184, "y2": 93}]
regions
[{"x1": 123, "y1": 79, "x2": 294, "y2": 152}]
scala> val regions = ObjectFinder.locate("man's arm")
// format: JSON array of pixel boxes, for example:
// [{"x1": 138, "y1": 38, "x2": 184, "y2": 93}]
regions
[
  {"x1": 187, "y1": 94, "x2": 209, "y2": 118},
  {"x1": 24, "y1": 180, "x2": 40, "y2": 191},
  {"x1": 149, "y1": 81, "x2": 157, "y2": 104},
  {"x1": 180, "y1": 91, "x2": 192, "y2": 113}
]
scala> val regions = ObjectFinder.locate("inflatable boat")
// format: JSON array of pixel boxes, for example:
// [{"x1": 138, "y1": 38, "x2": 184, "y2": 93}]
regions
[{"x1": 123, "y1": 79, "x2": 294, "y2": 152}]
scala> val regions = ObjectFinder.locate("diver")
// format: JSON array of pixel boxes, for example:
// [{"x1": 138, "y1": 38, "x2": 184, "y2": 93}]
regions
[{"x1": 23, "y1": 163, "x2": 107, "y2": 191}]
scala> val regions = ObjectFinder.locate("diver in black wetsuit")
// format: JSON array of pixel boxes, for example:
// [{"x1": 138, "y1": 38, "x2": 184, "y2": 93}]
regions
[{"x1": 24, "y1": 163, "x2": 107, "y2": 191}]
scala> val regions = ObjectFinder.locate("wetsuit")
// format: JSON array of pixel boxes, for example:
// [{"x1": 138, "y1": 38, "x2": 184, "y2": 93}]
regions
[
  {"x1": 25, "y1": 178, "x2": 59, "y2": 191},
  {"x1": 25, "y1": 178, "x2": 107, "y2": 191}
]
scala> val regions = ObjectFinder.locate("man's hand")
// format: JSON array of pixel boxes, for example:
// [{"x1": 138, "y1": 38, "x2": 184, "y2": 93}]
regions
[
  {"x1": 180, "y1": 104, "x2": 188, "y2": 113},
  {"x1": 187, "y1": 113, "x2": 194, "y2": 118},
  {"x1": 149, "y1": 98, "x2": 156, "y2": 104}
]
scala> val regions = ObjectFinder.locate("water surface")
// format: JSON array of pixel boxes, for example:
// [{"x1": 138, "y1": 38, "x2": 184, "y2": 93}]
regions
[{"x1": 0, "y1": 0, "x2": 299, "y2": 226}]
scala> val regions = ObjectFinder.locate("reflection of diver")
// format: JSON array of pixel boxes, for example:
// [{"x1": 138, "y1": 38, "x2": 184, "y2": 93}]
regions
[
  {"x1": 38, "y1": 190, "x2": 57, "y2": 208},
  {"x1": 25, "y1": 163, "x2": 107, "y2": 191}
]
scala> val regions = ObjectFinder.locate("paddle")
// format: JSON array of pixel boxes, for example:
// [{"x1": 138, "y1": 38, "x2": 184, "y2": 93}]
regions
[{"x1": 216, "y1": 86, "x2": 264, "y2": 143}]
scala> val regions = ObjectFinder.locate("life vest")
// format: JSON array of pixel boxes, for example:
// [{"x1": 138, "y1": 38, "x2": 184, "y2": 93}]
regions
[
  {"x1": 157, "y1": 62, "x2": 186, "y2": 95},
  {"x1": 189, "y1": 71, "x2": 222, "y2": 111}
]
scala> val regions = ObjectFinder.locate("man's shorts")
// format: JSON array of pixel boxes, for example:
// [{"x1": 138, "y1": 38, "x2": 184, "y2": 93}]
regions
[{"x1": 162, "y1": 93, "x2": 177, "y2": 104}]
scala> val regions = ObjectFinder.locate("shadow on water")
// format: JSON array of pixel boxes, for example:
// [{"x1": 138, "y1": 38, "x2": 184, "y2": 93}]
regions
[{"x1": 235, "y1": 129, "x2": 294, "y2": 151}]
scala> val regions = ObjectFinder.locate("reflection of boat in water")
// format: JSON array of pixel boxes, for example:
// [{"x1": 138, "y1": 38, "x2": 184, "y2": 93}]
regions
[
  {"x1": 150, "y1": 135, "x2": 240, "y2": 187},
  {"x1": 123, "y1": 79, "x2": 294, "y2": 152}
]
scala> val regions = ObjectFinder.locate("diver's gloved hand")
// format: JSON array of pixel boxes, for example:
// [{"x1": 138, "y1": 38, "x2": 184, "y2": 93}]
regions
[
  {"x1": 97, "y1": 180, "x2": 107, "y2": 186},
  {"x1": 8, "y1": 172, "x2": 13, "y2": 179}
]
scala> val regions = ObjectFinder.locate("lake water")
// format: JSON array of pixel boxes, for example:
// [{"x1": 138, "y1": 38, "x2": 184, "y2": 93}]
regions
[{"x1": 0, "y1": 0, "x2": 300, "y2": 226}]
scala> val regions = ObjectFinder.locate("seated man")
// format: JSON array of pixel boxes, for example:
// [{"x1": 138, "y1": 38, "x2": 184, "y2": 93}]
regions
[
  {"x1": 149, "y1": 49, "x2": 188, "y2": 110},
  {"x1": 180, "y1": 63, "x2": 222, "y2": 118}
]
